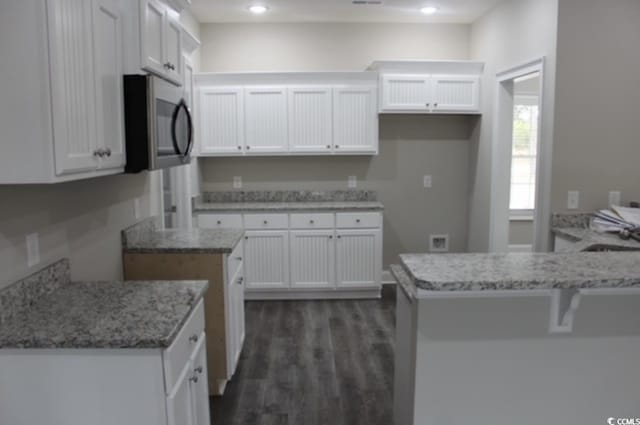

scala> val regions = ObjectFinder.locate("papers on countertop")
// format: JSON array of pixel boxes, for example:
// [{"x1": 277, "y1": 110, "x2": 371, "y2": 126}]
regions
[{"x1": 592, "y1": 206, "x2": 640, "y2": 233}]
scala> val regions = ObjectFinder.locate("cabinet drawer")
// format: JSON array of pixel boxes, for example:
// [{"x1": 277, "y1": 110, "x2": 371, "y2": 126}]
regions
[
  {"x1": 227, "y1": 240, "x2": 244, "y2": 281},
  {"x1": 163, "y1": 299, "x2": 205, "y2": 393},
  {"x1": 336, "y1": 212, "x2": 381, "y2": 229},
  {"x1": 198, "y1": 214, "x2": 243, "y2": 229},
  {"x1": 244, "y1": 213, "x2": 288, "y2": 229},
  {"x1": 290, "y1": 213, "x2": 335, "y2": 229}
]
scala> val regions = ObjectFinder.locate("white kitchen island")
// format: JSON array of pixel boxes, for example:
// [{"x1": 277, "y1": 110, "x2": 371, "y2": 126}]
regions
[{"x1": 391, "y1": 253, "x2": 640, "y2": 425}]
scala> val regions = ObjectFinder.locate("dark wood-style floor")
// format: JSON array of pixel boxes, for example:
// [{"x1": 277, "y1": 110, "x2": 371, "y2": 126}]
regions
[{"x1": 210, "y1": 286, "x2": 397, "y2": 425}]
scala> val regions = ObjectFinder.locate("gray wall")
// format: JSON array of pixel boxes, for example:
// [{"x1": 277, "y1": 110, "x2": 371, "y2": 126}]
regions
[
  {"x1": 0, "y1": 174, "x2": 152, "y2": 289},
  {"x1": 468, "y1": 0, "x2": 559, "y2": 252},
  {"x1": 198, "y1": 23, "x2": 472, "y2": 267},
  {"x1": 551, "y1": 0, "x2": 640, "y2": 213}
]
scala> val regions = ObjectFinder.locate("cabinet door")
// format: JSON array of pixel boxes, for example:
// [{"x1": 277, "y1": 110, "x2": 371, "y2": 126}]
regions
[
  {"x1": 47, "y1": 0, "x2": 99, "y2": 175},
  {"x1": 244, "y1": 87, "x2": 288, "y2": 153},
  {"x1": 190, "y1": 334, "x2": 211, "y2": 425},
  {"x1": 140, "y1": 0, "x2": 165, "y2": 76},
  {"x1": 164, "y1": 11, "x2": 182, "y2": 85},
  {"x1": 92, "y1": 0, "x2": 125, "y2": 170},
  {"x1": 380, "y1": 74, "x2": 431, "y2": 112},
  {"x1": 336, "y1": 229, "x2": 381, "y2": 288},
  {"x1": 333, "y1": 87, "x2": 378, "y2": 154},
  {"x1": 166, "y1": 362, "x2": 195, "y2": 425},
  {"x1": 290, "y1": 230, "x2": 335, "y2": 289},
  {"x1": 288, "y1": 87, "x2": 333, "y2": 153},
  {"x1": 226, "y1": 268, "x2": 245, "y2": 375},
  {"x1": 244, "y1": 230, "x2": 290, "y2": 290},
  {"x1": 431, "y1": 75, "x2": 480, "y2": 113},
  {"x1": 199, "y1": 88, "x2": 245, "y2": 155}
]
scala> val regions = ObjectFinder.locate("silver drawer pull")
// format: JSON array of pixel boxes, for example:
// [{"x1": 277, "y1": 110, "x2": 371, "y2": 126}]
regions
[
  {"x1": 194, "y1": 366, "x2": 203, "y2": 374},
  {"x1": 237, "y1": 277, "x2": 244, "y2": 285},
  {"x1": 235, "y1": 256, "x2": 242, "y2": 261},
  {"x1": 217, "y1": 220, "x2": 222, "y2": 225},
  {"x1": 189, "y1": 334, "x2": 199, "y2": 343},
  {"x1": 356, "y1": 219, "x2": 361, "y2": 223},
  {"x1": 189, "y1": 375, "x2": 198, "y2": 383},
  {"x1": 263, "y1": 220, "x2": 268, "y2": 224},
  {"x1": 309, "y1": 220, "x2": 315, "y2": 224}
]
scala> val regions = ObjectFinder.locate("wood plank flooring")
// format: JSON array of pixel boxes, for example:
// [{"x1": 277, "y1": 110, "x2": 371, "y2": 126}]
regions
[{"x1": 209, "y1": 286, "x2": 396, "y2": 425}]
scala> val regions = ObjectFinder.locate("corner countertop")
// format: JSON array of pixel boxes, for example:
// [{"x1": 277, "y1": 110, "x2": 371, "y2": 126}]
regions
[
  {"x1": 399, "y1": 252, "x2": 640, "y2": 292},
  {"x1": 0, "y1": 279, "x2": 208, "y2": 349},
  {"x1": 123, "y1": 228, "x2": 244, "y2": 254},
  {"x1": 193, "y1": 200, "x2": 384, "y2": 213},
  {"x1": 552, "y1": 226, "x2": 640, "y2": 252}
]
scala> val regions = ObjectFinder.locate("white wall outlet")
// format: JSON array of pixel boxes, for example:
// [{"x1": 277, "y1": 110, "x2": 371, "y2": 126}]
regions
[
  {"x1": 609, "y1": 191, "x2": 622, "y2": 207},
  {"x1": 26, "y1": 233, "x2": 40, "y2": 267},
  {"x1": 429, "y1": 234, "x2": 449, "y2": 253},
  {"x1": 348, "y1": 176, "x2": 357, "y2": 189},
  {"x1": 133, "y1": 197, "x2": 141, "y2": 220},
  {"x1": 567, "y1": 190, "x2": 580, "y2": 210},
  {"x1": 233, "y1": 176, "x2": 242, "y2": 189},
  {"x1": 423, "y1": 175, "x2": 432, "y2": 189}
]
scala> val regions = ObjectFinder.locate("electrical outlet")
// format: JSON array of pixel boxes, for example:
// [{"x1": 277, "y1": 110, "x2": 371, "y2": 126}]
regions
[
  {"x1": 348, "y1": 176, "x2": 357, "y2": 189},
  {"x1": 423, "y1": 175, "x2": 432, "y2": 189},
  {"x1": 429, "y1": 234, "x2": 449, "y2": 253},
  {"x1": 567, "y1": 191, "x2": 579, "y2": 210},
  {"x1": 233, "y1": 176, "x2": 242, "y2": 189},
  {"x1": 609, "y1": 191, "x2": 622, "y2": 207},
  {"x1": 26, "y1": 233, "x2": 40, "y2": 267},
  {"x1": 134, "y1": 197, "x2": 141, "y2": 219}
]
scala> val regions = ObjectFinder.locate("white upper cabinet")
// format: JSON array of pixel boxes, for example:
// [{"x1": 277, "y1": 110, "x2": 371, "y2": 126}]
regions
[
  {"x1": 333, "y1": 86, "x2": 378, "y2": 154},
  {"x1": 372, "y1": 61, "x2": 484, "y2": 114},
  {"x1": 431, "y1": 75, "x2": 480, "y2": 112},
  {"x1": 140, "y1": 0, "x2": 182, "y2": 86},
  {"x1": 195, "y1": 72, "x2": 379, "y2": 157},
  {"x1": 244, "y1": 87, "x2": 289, "y2": 153},
  {"x1": 381, "y1": 74, "x2": 431, "y2": 111},
  {"x1": 0, "y1": 0, "x2": 127, "y2": 183},
  {"x1": 199, "y1": 88, "x2": 245, "y2": 155},
  {"x1": 288, "y1": 87, "x2": 333, "y2": 153}
]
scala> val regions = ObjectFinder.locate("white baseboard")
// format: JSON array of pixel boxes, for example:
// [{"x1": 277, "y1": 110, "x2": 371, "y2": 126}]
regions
[{"x1": 509, "y1": 244, "x2": 533, "y2": 253}]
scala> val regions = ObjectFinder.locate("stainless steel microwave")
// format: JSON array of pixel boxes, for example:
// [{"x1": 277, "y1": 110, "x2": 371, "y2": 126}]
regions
[{"x1": 123, "y1": 74, "x2": 193, "y2": 173}]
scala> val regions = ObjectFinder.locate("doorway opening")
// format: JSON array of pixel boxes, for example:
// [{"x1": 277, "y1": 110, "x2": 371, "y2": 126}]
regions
[{"x1": 489, "y1": 58, "x2": 548, "y2": 253}]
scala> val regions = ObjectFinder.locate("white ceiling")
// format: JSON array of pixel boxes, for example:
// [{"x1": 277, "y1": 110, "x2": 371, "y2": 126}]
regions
[{"x1": 191, "y1": 0, "x2": 505, "y2": 24}]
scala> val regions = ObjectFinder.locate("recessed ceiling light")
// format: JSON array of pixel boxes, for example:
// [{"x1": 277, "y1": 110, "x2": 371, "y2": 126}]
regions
[
  {"x1": 420, "y1": 6, "x2": 438, "y2": 15},
  {"x1": 248, "y1": 4, "x2": 269, "y2": 14}
]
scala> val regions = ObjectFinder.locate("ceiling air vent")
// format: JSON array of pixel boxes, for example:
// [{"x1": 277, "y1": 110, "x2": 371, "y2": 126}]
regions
[{"x1": 352, "y1": 0, "x2": 383, "y2": 4}]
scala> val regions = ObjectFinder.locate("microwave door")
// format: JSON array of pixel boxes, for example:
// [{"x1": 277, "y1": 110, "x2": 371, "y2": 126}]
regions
[
  {"x1": 171, "y1": 99, "x2": 193, "y2": 158},
  {"x1": 156, "y1": 98, "x2": 180, "y2": 157}
]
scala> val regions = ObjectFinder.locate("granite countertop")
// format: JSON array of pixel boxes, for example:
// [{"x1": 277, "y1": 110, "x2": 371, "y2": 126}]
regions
[
  {"x1": 124, "y1": 228, "x2": 244, "y2": 254},
  {"x1": 193, "y1": 189, "x2": 384, "y2": 213},
  {"x1": 121, "y1": 217, "x2": 243, "y2": 254},
  {"x1": 399, "y1": 252, "x2": 640, "y2": 292},
  {"x1": 193, "y1": 200, "x2": 384, "y2": 213},
  {"x1": 0, "y1": 279, "x2": 208, "y2": 349},
  {"x1": 552, "y1": 227, "x2": 640, "y2": 252}
]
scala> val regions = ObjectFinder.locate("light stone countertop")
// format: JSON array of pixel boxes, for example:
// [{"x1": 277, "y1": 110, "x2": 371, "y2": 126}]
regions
[
  {"x1": 399, "y1": 252, "x2": 640, "y2": 292},
  {"x1": 193, "y1": 200, "x2": 385, "y2": 213},
  {"x1": 123, "y1": 228, "x2": 244, "y2": 254},
  {"x1": 0, "y1": 279, "x2": 208, "y2": 349},
  {"x1": 552, "y1": 227, "x2": 640, "y2": 252}
]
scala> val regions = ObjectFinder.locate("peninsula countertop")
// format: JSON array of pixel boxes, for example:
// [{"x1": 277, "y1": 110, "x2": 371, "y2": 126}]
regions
[
  {"x1": 121, "y1": 217, "x2": 243, "y2": 254},
  {"x1": 0, "y1": 279, "x2": 208, "y2": 349},
  {"x1": 399, "y1": 252, "x2": 640, "y2": 292},
  {"x1": 552, "y1": 226, "x2": 640, "y2": 252}
]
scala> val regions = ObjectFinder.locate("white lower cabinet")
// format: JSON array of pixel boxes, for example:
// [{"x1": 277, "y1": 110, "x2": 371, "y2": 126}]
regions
[
  {"x1": 290, "y1": 230, "x2": 335, "y2": 289},
  {"x1": 336, "y1": 229, "x2": 382, "y2": 288},
  {"x1": 244, "y1": 230, "x2": 290, "y2": 290},
  {"x1": 198, "y1": 211, "x2": 383, "y2": 299},
  {"x1": 0, "y1": 300, "x2": 209, "y2": 425}
]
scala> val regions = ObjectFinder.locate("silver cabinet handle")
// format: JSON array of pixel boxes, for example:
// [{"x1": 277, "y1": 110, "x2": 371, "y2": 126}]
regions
[
  {"x1": 189, "y1": 375, "x2": 198, "y2": 383},
  {"x1": 426, "y1": 103, "x2": 430, "y2": 107},
  {"x1": 217, "y1": 220, "x2": 222, "y2": 225},
  {"x1": 329, "y1": 235, "x2": 333, "y2": 239},
  {"x1": 337, "y1": 235, "x2": 342, "y2": 239},
  {"x1": 104, "y1": 148, "x2": 111, "y2": 157},
  {"x1": 237, "y1": 277, "x2": 244, "y2": 285},
  {"x1": 235, "y1": 256, "x2": 242, "y2": 261},
  {"x1": 263, "y1": 220, "x2": 268, "y2": 224},
  {"x1": 434, "y1": 103, "x2": 438, "y2": 107},
  {"x1": 164, "y1": 62, "x2": 171, "y2": 69},
  {"x1": 326, "y1": 145, "x2": 331, "y2": 149},
  {"x1": 93, "y1": 149, "x2": 104, "y2": 157},
  {"x1": 246, "y1": 146, "x2": 251, "y2": 150},
  {"x1": 356, "y1": 219, "x2": 361, "y2": 223},
  {"x1": 309, "y1": 220, "x2": 315, "y2": 224},
  {"x1": 335, "y1": 145, "x2": 340, "y2": 148},
  {"x1": 237, "y1": 146, "x2": 242, "y2": 150},
  {"x1": 189, "y1": 334, "x2": 199, "y2": 343},
  {"x1": 194, "y1": 366, "x2": 203, "y2": 374}
]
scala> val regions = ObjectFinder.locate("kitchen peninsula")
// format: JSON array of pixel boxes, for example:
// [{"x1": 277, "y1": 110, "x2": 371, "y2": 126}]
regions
[{"x1": 392, "y1": 252, "x2": 640, "y2": 425}]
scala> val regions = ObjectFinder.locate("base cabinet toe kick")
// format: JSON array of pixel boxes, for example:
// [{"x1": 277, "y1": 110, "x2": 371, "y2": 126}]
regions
[{"x1": 197, "y1": 211, "x2": 384, "y2": 300}]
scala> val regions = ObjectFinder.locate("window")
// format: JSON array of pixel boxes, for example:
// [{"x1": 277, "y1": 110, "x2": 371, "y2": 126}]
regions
[{"x1": 509, "y1": 95, "x2": 539, "y2": 212}]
